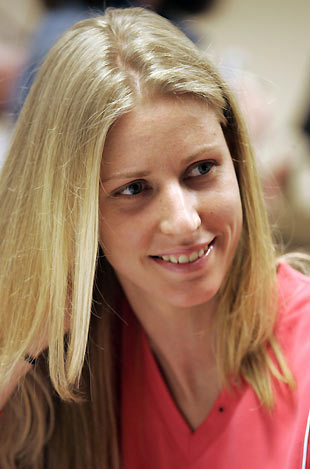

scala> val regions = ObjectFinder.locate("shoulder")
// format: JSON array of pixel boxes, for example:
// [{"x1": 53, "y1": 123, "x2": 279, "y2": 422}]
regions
[
  {"x1": 275, "y1": 262, "x2": 310, "y2": 372},
  {"x1": 277, "y1": 261, "x2": 310, "y2": 286},
  {"x1": 275, "y1": 261, "x2": 310, "y2": 348},
  {"x1": 277, "y1": 262, "x2": 310, "y2": 317}
]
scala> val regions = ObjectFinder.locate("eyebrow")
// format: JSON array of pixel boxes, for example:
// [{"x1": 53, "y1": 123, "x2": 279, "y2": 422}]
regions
[
  {"x1": 182, "y1": 144, "x2": 221, "y2": 165},
  {"x1": 101, "y1": 169, "x2": 151, "y2": 183},
  {"x1": 101, "y1": 144, "x2": 221, "y2": 183}
]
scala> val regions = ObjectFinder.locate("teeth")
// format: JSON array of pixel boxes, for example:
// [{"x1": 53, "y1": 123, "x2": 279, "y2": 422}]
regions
[
  {"x1": 160, "y1": 244, "x2": 212, "y2": 264},
  {"x1": 178, "y1": 254, "x2": 189, "y2": 264},
  {"x1": 189, "y1": 251, "x2": 198, "y2": 262}
]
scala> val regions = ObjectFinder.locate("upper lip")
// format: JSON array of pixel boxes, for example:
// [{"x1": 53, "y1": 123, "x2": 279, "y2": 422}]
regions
[{"x1": 151, "y1": 238, "x2": 215, "y2": 257}]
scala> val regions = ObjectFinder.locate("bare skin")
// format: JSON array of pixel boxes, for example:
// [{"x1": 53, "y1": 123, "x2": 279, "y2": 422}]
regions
[
  {"x1": 100, "y1": 97, "x2": 242, "y2": 430},
  {"x1": 2, "y1": 98, "x2": 241, "y2": 430},
  {"x1": 128, "y1": 291, "x2": 220, "y2": 430}
]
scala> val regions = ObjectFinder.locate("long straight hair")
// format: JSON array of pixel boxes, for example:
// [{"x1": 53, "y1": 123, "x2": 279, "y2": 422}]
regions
[{"x1": 0, "y1": 7, "x2": 294, "y2": 467}]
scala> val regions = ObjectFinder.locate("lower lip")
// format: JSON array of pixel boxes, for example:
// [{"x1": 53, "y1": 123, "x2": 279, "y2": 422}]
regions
[{"x1": 151, "y1": 241, "x2": 215, "y2": 274}]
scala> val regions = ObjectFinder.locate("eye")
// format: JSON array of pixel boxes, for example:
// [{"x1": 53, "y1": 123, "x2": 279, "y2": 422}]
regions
[
  {"x1": 186, "y1": 160, "x2": 214, "y2": 178},
  {"x1": 115, "y1": 180, "x2": 148, "y2": 197}
]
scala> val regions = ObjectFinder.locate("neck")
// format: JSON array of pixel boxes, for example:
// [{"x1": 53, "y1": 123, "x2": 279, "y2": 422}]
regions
[
  {"x1": 125, "y1": 285, "x2": 218, "y2": 354},
  {"x1": 123, "y1": 288, "x2": 220, "y2": 429}
]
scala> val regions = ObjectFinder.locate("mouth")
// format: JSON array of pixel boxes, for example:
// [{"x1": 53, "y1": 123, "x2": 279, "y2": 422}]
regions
[{"x1": 152, "y1": 239, "x2": 215, "y2": 265}]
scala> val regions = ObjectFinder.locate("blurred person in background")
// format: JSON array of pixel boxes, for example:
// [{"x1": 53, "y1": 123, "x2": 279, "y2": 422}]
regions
[
  {"x1": 8, "y1": 0, "x2": 309, "y2": 253},
  {"x1": 0, "y1": 8, "x2": 310, "y2": 468},
  {"x1": 0, "y1": 0, "x2": 217, "y2": 168},
  {"x1": 10, "y1": 0, "x2": 219, "y2": 116}
]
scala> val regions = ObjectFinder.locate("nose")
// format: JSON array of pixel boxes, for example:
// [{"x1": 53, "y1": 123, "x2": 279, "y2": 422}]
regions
[{"x1": 158, "y1": 184, "x2": 201, "y2": 236}]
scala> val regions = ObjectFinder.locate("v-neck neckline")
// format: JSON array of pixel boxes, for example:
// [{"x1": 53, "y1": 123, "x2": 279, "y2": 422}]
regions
[{"x1": 140, "y1": 325, "x2": 245, "y2": 461}]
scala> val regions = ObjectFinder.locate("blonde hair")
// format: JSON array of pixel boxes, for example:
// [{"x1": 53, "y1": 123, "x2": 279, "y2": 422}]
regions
[{"x1": 0, "y1": 7, "x2": 294, "y2": 468}]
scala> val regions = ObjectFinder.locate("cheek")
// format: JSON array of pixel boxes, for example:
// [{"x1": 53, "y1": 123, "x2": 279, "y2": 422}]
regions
[
  {"x1": 205, "y1": 187, "x2": 242, "y2": 228},
  {"x1": 226, "y1": 192, "x2": 243, "y2": 240},
  {"x1": 223, "y1": 175, "x2": 243, "y2": 219},
  {"x1": 98, "y1": 206, "x2": 122, "y2": 253},
  {"x1": 99, "y1": 208, "x2": 145, "y2": 257},
  {"x1": 227, "y1": 188, "x2": 243, "y2": 220}
]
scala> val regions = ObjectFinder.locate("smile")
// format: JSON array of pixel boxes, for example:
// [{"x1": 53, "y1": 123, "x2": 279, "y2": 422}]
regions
[{"x1": 154, "y1": 240, "x2": 215, "y2": 265}]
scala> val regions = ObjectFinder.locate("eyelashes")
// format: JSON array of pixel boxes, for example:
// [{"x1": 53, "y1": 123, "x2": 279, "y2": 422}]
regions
[
  {"x1": 116, "y1": 180, "x2": 150, "y2": 196},
  {"x1": 185, "y1": 161, "x2": 214, "y2": 178},
  {"x1": 112, "y1": 160, "x2": 216, "y2": 198}
]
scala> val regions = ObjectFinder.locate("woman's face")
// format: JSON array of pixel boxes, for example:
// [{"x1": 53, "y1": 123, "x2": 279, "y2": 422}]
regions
[{"x1": 99, "y1": 97, "x2": 243, "y2": 310}]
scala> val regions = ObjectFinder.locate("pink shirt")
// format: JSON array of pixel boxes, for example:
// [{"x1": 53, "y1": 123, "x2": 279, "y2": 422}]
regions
[{"x1": 121, "y1": 263, "x2": 310, "y2": 468}]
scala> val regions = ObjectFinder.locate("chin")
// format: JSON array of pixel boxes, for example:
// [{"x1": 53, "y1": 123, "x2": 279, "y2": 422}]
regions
[{"x1": 168, "y1": 288, "x2": 219, "y2": 309}]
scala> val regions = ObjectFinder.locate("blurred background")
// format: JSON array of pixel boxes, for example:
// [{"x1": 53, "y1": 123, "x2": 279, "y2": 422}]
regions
[{"x1": 0, "y1": 0, "x2": 309, "y2": 250}]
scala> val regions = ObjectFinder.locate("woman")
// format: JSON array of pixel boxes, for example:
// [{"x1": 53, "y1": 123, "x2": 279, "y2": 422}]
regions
[{"x1": 0, "y1": 7, "x2": 309, "y2": 468}]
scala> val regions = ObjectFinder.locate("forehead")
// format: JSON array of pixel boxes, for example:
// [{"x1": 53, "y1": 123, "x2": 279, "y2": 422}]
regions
[{"x1": 100, "y1": 96, "x2": 229, "y2": 179}]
